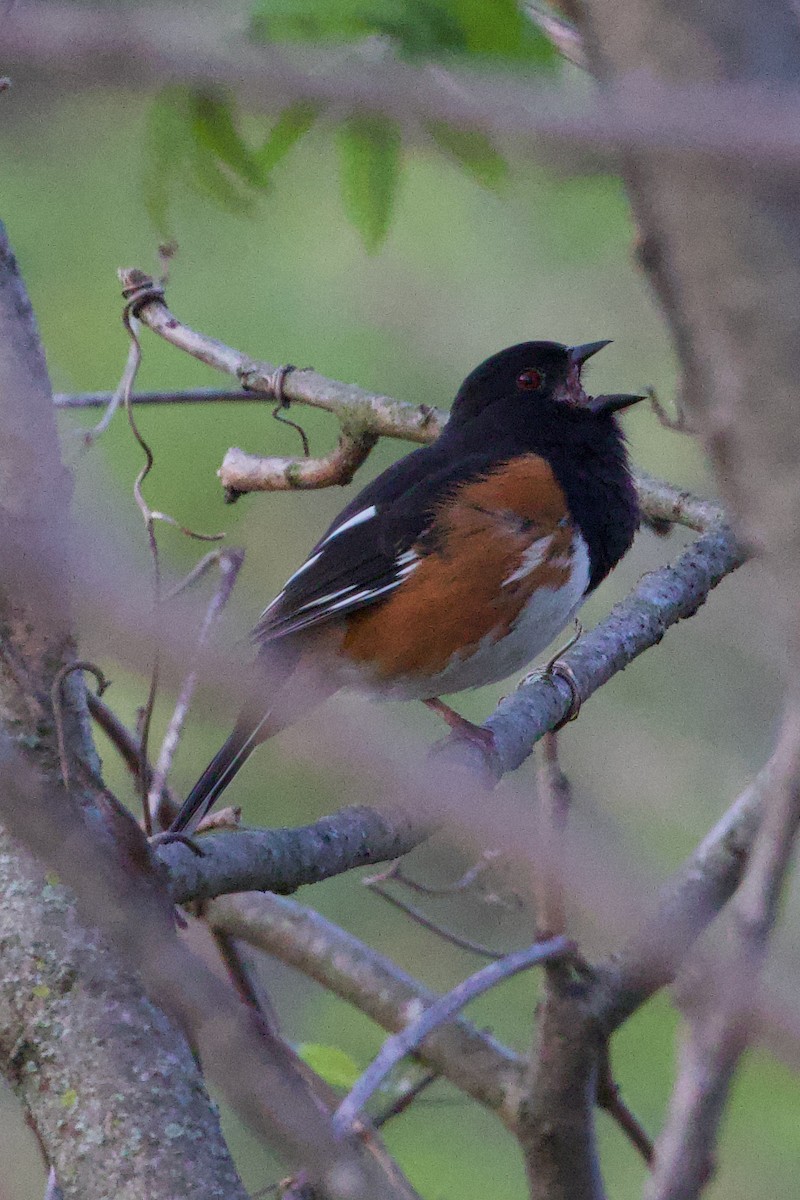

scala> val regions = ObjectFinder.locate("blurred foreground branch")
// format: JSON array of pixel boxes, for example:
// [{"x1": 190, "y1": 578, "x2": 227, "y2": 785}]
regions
[
  {"x1": 8, "y1": 4, "x2": 800, "y2": 165},
  {"x1": 0, "y1": 221, "x2": 419, "y2": 1200}
]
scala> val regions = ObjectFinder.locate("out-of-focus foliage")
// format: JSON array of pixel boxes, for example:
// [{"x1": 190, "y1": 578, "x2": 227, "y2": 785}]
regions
[
  {"x1": 142, "y1": 0, "x2": 555, "y2": 247},
  {"x1": 3, "y1": 6, "x2": 798, "y2": 1195},
  {"x1": 296, "y1": 1042, "x2": 364, "y2": 1090},
  {"x1": 249, "y1": 0, "x2": 555, "y2": 62}
]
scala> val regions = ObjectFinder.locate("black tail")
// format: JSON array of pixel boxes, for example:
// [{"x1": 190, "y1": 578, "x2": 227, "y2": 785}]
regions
[{"x1": 168, "y1": 711, "x2": 268, "y2": 834}]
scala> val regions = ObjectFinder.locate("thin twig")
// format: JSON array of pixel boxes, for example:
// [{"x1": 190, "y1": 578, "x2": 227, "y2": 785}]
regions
[
  {"x1": 119, "y1": 268, "x2": 722, "y2": 530},
  {"x1": 86, "y1": 690, "x2": 181, "y2": 820},
  {"x1": 332, "y1": 935, "x2": 572, "y2": 1134},
  {"x1": 365, "y1": 879, "x2": 505, "y2": 959},
  {"x1": 364, "y1": 852, "x2": 501, "y2": 898},
  {"x1": 115, "y1": 274, "x2": 225, "y2": 833},
  {"x1": 50, "y1": 661, "x2": 110, "y2": 791},
  {"x1": 147, "y1": 547, "x2": 243, "y2": 829},
  {"x1": 592, "y1": 760, "x2": 778, "y2": 1035},
  {"x1": 55, "y1": 388, "x2": 258, "y2": 409},
  {"x1": 214, "y1": 927, "x2": 282, "y2": 1034},
  {"x1": 596, "y1": 1047, "x2": 654, "y2": 1166},
  {"x1": 373, "y1": 1072, "x2": 438, "y2": 1129},
  {"x1": 208, "y1": 890, "x2": 525, "y2": 1127},
  {"x1": 648, "y1": 387, "x2": 695, "y2": 435}
]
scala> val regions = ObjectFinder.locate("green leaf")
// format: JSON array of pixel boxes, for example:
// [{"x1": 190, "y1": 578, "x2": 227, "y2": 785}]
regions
[
  {"x1": 249, "y1": 0, "x2": 558, "y2": 65},
  {"x1": 337, "y1": 116, "x2": 402, "y2": 252},
  {"x1": 449, "y1": 0, "x2": 557, "y2": 64},
  {"x1": 297, "y1": 1043, "x2": 363, "y2": 1090},
  {"x1": 426, "y1": 122, "x2": 508, "y2": 192},
  {"x1": 143, "y1": 86, "x2": 262, "y2": 233},
  {"x1": 189, "y1": 145, "x2": 256, "y2": 217},
  {"x1": 256, "y1": 102, "x2": 319, "y2": 176},
  {"x1": 250, "y1": 0, "x2": 371, "y2": 43},
  {"x1": 190, "y1": 91, "x2": 264, "y2": 188},
  {"x1": 142, "y1": 86, "x2": 193, "y2": 236},
  {"x1": 362, "y1": 0, "x2": 468, "y2": 58}
]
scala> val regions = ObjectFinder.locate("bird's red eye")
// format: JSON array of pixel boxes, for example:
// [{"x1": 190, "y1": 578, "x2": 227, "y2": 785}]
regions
[{"x1": 517, "y1": 369, "x2": 543, "y2": 391}]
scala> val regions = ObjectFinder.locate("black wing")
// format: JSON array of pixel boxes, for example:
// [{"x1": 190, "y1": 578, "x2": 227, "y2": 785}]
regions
[{"x1": 252, "y1": 442, "x2": 505, "y2": 645}]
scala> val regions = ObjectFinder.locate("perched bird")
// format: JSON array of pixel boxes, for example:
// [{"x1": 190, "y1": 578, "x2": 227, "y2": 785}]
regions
[{"x1": 169, "y1": 340, "x2": 643, "y2": 835}]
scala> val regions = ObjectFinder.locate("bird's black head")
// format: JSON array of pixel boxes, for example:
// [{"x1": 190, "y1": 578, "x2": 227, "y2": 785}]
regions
[{"x1": 449, "y1": 340, "x2": 644, "y2": 428}]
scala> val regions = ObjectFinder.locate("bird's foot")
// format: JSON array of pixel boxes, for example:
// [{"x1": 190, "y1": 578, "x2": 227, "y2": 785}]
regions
[
  {"x1": 151, "y1": 806, "x2": 242, "y2": 851},
  {"x1": 520, "y1": 620, "x2": 583, "y2": 731},
  {"x1": 423, "y1": 697, "x2": 497, "y2": 756},
  {"x1": 150, "y1": 830, "x2": 206, "y2": 856}
]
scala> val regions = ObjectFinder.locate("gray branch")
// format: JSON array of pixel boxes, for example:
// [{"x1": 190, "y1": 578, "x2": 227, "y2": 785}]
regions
[
  {"x1": 0, "y1": 222, "x2": 417, "y2": 1200},
  {"x1": 209, "y1": 891, "x2": 527, "y2": 1127},
  {"x1": 0, "y1": 221, "x2": 248, "y2": 1198},
  {"x1": 156, "y1": 518, "x2": 744, "y2": 905},
  {"x1": 7, "y1": 5, "x2": 800, "y2": 166},
  {"x1": 160, "y1": 804, "x2": 430, "y2": 904}
]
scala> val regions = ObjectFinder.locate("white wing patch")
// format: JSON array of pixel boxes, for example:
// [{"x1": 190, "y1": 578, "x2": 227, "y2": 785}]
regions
[
  {"x1": 260, "y1": 550, "x2": 324, "y2": 618},
  {"x1": 259, "y1": 542, "x2": 420, "y2": 634},
  {"x1": 319, "y1": 505, "x2": 377, "y2": 545},
  {"x1": 502, "y1": 536, "x2": 554, "y2": 587},
  {"x1": 285, "y1": 550, "x2": 322, "y2": 585}
]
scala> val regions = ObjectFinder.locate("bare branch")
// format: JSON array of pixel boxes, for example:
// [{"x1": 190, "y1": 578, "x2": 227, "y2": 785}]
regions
[
  {"x1": 593, "y1": 759, "x2": 776, "y2": 1034},
  {"x1": 521, "y1": 964, "x2": 606, "y2": 1200},
  {"x1": 595, "y1": 1050, "x2": 654, "y2": 1166},
  {"x1": 220, "y1": 434, "x2": 379, "y2": 500},
  {"x1": 55, "y1": 387, "x2": 259, "y2": 409},
  {"x1": 208, "y1": 890, "x2": 527, "y2": 1128},
  {"x1": 645, "y1": 702, "x2": 800, "y2": 1200},
  {"x1": 159, "y1": 804, "x2": 429, "y2": 904},
  {"x1": 148, "y1": 547, "x2": 243, "y2": 827},
  {"x1": 86, "y1": 690, "x2": 181, "y2": 817},
  {"x1": 478, "y1": 521, "x2": 744, "y2": 779},
  {"x1": 9, "y1": 6, "x2": 800, "y2": 166},
  {"x1": 364, "y1": 875, "x2": 506, "y2": 958},
  {"x1": 119, "y1": 266, "x2": 444, "y2": 446},
  {"x1": 332, "y1": 937, "x2": 573, "y2": 1135}
]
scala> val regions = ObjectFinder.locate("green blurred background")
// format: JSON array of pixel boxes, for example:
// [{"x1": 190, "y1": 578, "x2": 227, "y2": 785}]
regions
[{"x1": 2, "y1": 9, "x2": 798, "y2": 1196}]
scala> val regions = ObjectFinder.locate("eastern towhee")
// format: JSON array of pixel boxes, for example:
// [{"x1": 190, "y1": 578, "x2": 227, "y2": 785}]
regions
[{"x1": 169, "y1": 340, "x2": 643, "y2": 834}]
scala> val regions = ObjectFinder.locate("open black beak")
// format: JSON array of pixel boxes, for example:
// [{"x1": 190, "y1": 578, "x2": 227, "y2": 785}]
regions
[
  {"x1": 569, "y1": 340, "x2": 612, "y2": 368},
  {"x1": 586, "y1": 393, "x2": 647, "y2": 416}
]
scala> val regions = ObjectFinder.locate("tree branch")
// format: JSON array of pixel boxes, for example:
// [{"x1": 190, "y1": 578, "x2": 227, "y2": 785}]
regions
[
  {"x1": 159, "y1": 804, "x2": 429, "y2": 904},
  {"x1": 332, "y1": 937, "x2": 572, "y2": 1135},
  {"x1": 0, "y1": 220, "x2": 249, "y2": 1199},
  {"x1": 54, "y1": 387, "x2": 263, "y2": 409},
  {"x1": 521, "y1": 968, "x2": 606, "y2": 1200},
  {"x1": 209, "y1": 891, "x2": 528, "y2": 1126},
  {"x1": 0, "y1": 221, "x2": 419, "y2": 1200},
  {"x1": 119, "y1": 267, "x2": 725, "y2": 532},
  {"x1": 644, "y1": 698, "x2": 800, "y2": 1200},
  {"x1": 8, "y1": 5, "x2": 800, "y2": 165},
  {"x1": 592, "y1": 759, "x2": 776, "y2": 1034},
  {"x1": 152, "y1": 517, "x2": 743, "y2": 906}
]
